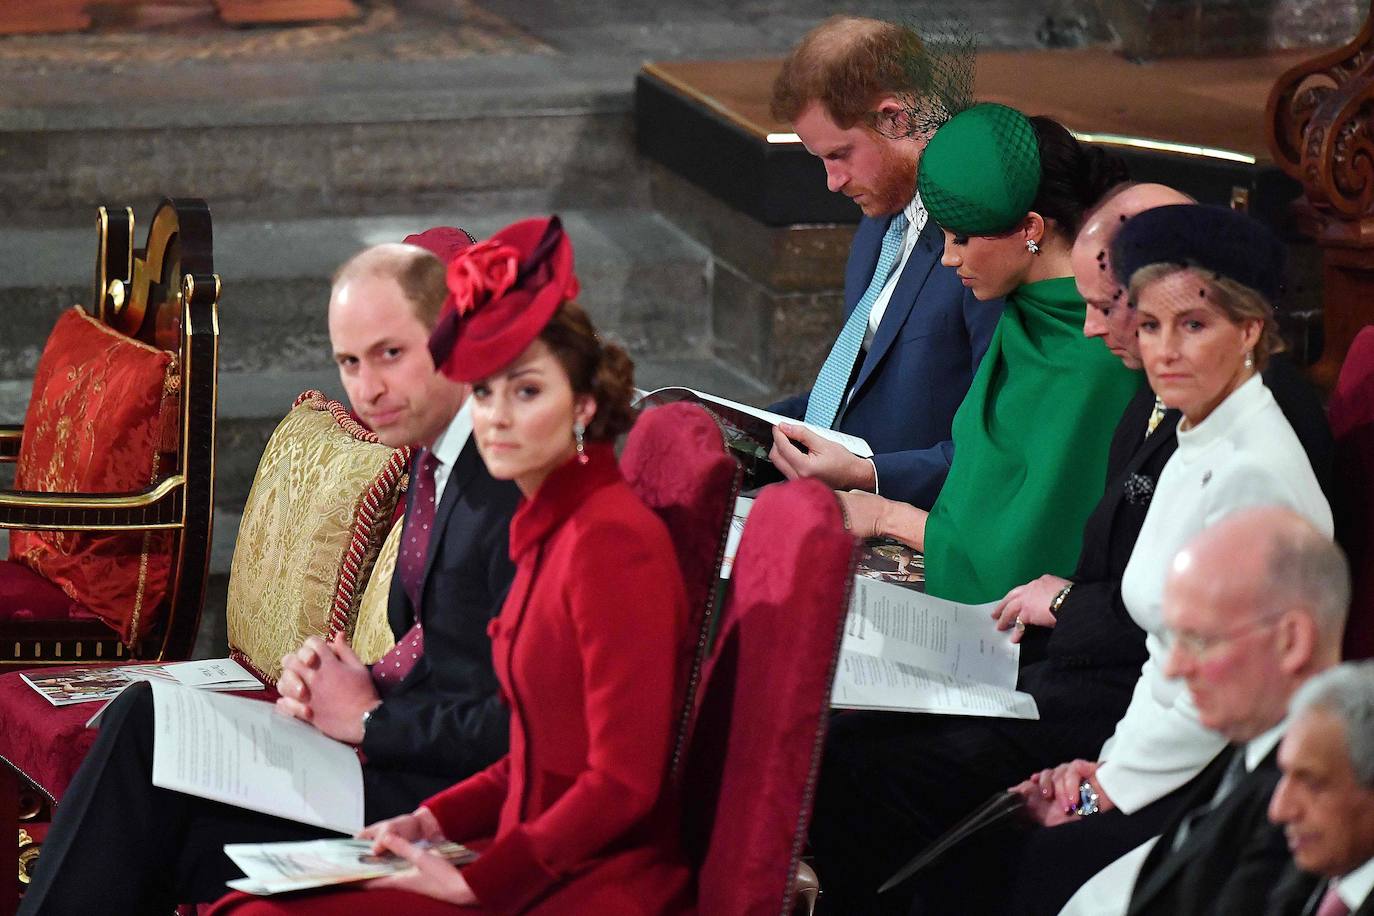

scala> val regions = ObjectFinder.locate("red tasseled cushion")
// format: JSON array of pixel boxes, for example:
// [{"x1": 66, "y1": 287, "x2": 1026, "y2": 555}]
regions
[
  {"x1": 0, "y1": 559, "x2": 96, "y2": 623},
  {"x1": 0, "y1": 670, "x2": 279, "y2": 802},
  {"x1": 8, "y1": 307, "x2": 178, "y2": 645},
  {"x1": 1331, "y1": 326, "x2": 1374, "y2": 660},
  {"x1": 680, "y1": 478, "x2": 856, "y2": 914}
]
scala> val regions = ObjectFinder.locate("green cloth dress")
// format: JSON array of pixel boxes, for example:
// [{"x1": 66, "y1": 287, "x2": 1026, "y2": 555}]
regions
[{"x1": 922, "y1": 276, "x2": 1141, "y2": 603}]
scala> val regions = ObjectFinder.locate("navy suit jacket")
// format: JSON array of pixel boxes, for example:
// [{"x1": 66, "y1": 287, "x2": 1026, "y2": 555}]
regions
[
  {"x1": 771, "y1": 213, "x2": 1002, "y2": 508},
  {"x1": 359, "y1": 439, "x2": 521, "y2": 782}
]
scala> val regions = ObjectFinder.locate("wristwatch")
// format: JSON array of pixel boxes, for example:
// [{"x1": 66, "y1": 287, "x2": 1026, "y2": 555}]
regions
[
  {"x1": 1074, "y1": 779, "x2": 1100, "y2": 817},
  {"x1": 1050, "y1": 583, "x2": 1074, "y2": 616}
]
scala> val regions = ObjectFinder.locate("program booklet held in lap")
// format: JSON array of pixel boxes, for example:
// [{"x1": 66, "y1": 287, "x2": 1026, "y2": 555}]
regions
[{"x1": 147, "y1": 680, "x2": 365, "y2": 835}]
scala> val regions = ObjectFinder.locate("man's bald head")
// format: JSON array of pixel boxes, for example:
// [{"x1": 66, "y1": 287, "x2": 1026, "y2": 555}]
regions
[
  {"x1": 1073, "y1": 183, "x2": 1194, "y2": 369},
  {"x1": 1162, "y1": 507, "x2": 1348, "y2": 742},
  {"x1": 333, "y1": 242, "x2": 448, "y2": 330}
]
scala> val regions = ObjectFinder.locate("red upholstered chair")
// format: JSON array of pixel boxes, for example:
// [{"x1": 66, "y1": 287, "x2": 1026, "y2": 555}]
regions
[
  {"x1": 621, "y1": 402, "x2": 741, "y2": 773},
  {"x1": 679, "y1": 478, "x2": 857, "y2": 916},
  {"x1": 1330, "y1": 325, "x2": 1374, "y2": 659}
]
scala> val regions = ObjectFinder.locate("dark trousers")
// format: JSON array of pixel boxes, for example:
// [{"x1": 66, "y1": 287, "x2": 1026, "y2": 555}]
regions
[
  {"x1": 19, "y1": 683, "x2": 452, "y2": 916},
  {"x1": 809, "y1": 666, "x2": 1137, "y2": 916}
]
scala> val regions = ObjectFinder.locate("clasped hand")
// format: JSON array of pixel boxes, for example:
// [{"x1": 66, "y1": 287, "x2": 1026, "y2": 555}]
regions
[
  {"x1": 1009, "y1": 759, "x2": 1115, "y2": 827},
  {"x1": 275, "y1": 632, "x2": 381, "y2": 744},
  {"x1": 360, "y1": 807, "x2": 477, "y2": 905}
]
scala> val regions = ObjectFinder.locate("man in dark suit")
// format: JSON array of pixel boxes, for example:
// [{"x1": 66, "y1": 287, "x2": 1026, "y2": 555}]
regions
[
  {"x1": 764, "y1": 15, "x2": 1002, "y2": 510},
  {"x1": 19, "y1": 239, "x2": 521, "y2": 915},
  {"x1": 1266, "y1": 663, "x2": 1374, "y2": 916},
  {"x1": 1089, "y1": 508, "x2": 1350, "y2": 916}
]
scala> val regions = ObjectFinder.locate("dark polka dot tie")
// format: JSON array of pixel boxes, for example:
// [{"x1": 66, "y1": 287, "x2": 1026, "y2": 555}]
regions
[{"x1": 372, "y1": 450, "x2": 439, "y2": 694}]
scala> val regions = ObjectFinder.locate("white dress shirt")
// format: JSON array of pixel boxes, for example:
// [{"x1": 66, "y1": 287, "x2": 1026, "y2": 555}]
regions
[
  {"x1": 861, "y1": 193, "x2": 931, "y2": 350},
  {"x1": 428, "y1": 400, "x2": 473, "y2": 504},
  {"x1": 1337, "y1": 857, "x2": 1374, "y2": 911}
]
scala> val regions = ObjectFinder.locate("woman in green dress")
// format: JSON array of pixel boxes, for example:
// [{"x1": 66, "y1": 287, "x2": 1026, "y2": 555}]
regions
[{"x1": 841, "y1": 103, "x2": 1140, "y2": 603}]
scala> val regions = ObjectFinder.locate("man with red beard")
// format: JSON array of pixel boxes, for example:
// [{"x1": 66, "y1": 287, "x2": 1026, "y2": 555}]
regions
[{"x1": 765, "y1": 15, "x2": 1001, "y2": 510}]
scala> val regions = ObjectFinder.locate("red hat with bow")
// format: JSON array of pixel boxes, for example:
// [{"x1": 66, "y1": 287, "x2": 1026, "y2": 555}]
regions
[{"x1": 427, "y1": 215, "x2": 580, "y2": 383}]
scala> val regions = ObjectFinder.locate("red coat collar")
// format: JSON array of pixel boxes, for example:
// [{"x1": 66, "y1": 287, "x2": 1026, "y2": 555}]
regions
[{"x1": 509, "y1": 442, "x2": 622, "y2": 559}]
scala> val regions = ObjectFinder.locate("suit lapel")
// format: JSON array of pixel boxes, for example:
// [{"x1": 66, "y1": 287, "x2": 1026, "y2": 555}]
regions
[
  {"x1": 1128, "y1": 747, "x2": 1239, "y2": 913},
  {"x1": 845, "y1": 216, "x2": 943, "y2": 412}
]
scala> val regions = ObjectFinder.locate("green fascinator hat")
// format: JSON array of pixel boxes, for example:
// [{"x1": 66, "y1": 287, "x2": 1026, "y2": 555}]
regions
[{"x1": 918, "y1": 102, "x2": 1041, "y2": 237}]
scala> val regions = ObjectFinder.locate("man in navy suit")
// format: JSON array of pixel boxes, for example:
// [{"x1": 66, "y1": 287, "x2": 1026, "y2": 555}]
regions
[
  {"x1": 766, "y1": 15, "x2": 1002, "y2": 509},
  {"x1": 19, "y1": 238, "x2": 521, "y2": 915}
]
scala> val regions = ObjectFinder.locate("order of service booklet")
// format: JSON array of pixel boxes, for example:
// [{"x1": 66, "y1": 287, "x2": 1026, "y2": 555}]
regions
[
  {"x1": 22, "y1": 657, "x2": 262, "y2": 706},
  {"x1": 147, "y1": 680, "x2": 365, "y2": 836},
  {"x1": 224, "y1": 838, "x2": 477, "y2": 896},
  {"x1": 832, "y1": 578, "x2": 1040, "y2": 720},
  {"x1": 634, "y1": 386, "x2": 874, "y2": 462}
]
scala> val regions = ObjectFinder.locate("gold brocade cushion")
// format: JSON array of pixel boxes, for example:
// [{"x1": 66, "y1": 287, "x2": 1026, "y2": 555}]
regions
[
  {"x1": 351, "y1": 518, "x2": 401, "y2": 664},
  {"x1": 227, "y1": 391, "x2": 409, "y2": 684}
]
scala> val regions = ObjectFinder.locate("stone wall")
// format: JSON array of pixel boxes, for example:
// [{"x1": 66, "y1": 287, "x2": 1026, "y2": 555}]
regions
[{"x1": 1089, "y1": 0, "x2": 1364, "y2": 58}]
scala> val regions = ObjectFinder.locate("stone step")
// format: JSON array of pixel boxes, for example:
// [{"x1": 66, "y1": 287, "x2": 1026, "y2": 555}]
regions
[{"x1": 0, "y1": 206, "x2": 715, "y2": 382}]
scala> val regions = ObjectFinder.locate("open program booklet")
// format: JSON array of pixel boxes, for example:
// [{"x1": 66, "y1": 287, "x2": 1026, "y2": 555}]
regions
[
  {"x1": 833, "y1": 578, "x2": 1039, "y2": 720},
  {"x1": 146, "y1": 680, "x2": 365, "y2": 835},
  {"x1": 634, "y1": 386, "x2": 873, "y2": 459},
  {"x1": 224, "y1": 838, "x2": 476, "y2": 896},
  {"x1": 22, "y1": 657, "x2": 261, "y2": 706}
]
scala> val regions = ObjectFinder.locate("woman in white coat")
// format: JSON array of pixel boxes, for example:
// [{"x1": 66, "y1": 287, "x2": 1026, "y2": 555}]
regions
[{"x1": 1002, "y1": 204, "x2": 1333, "y2": 916}]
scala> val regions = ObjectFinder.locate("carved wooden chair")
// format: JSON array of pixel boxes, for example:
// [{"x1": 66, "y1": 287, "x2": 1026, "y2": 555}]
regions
[
  {"x1": 679, "y1": 478, "x2": 857, "y2": 916},
  {"x1": 0, "y1": 388, "x2": 408, "y2": 912},
  {"x1": 0, "y1": 199, "x2": 219, "y2": 913},
  {"x1": 0, "y1": 199, "x2": 219, "y2": 670}
]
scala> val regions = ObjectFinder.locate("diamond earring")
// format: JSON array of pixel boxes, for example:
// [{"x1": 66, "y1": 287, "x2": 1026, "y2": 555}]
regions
[
  {"x1": 1026, "y1": 239, "x2": 1041, "y2": 255},
  {"x1": 574, "y1": 421, "x2": 588, "y2": 465}
]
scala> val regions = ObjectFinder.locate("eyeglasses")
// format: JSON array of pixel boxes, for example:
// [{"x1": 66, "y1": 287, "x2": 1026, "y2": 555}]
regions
[{"x1": 1162, "y1": 611, "x2": 1287, "y2": 658}]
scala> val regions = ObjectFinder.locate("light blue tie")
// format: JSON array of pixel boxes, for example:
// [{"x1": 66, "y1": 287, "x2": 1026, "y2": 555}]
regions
[{"x1": 805, "y1": 212, "x2": 910, "y2": 429}]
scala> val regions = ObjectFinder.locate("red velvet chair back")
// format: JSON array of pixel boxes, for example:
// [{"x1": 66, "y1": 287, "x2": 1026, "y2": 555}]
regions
[
  {"x1": 1330, "y1": 325, "x2": 1374, "y2": 659},
  {"x1": 679, "y1": 478, "x2": 856, "y2": 916},
  {"x1": 622, "y1": 402, "x2": 741, "y2": 774}
]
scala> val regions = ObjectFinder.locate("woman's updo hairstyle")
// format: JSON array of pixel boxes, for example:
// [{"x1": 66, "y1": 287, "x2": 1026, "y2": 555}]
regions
[
  {"x1": 539, "y1": 301, "x2": 637, "y2": 441},
  {"x1": 1027, "y1": 116, "x2": 1129, "y2": 239}
]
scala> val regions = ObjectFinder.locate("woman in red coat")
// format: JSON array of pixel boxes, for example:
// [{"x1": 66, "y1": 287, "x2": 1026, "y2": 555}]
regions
[{"x1": 210, "y1": 216, "x2": 694, "y2": 915}]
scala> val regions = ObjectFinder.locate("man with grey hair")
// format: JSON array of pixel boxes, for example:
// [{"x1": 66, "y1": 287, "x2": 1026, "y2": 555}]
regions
[
  {"x1": 1266, "y1": 662, "x2": 1374, "y2": 915},
  {"x1": 1056, "y1": 506, "x2": 1349, "y2": 915}
]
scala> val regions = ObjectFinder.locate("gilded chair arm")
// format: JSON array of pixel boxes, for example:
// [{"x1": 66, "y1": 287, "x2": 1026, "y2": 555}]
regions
[
  {"x1": 0, "y1": 475, "x2": 186, "y2": 531},
  {"x1": 0, "y1": 424, "x2": 21, "y2": 462}
]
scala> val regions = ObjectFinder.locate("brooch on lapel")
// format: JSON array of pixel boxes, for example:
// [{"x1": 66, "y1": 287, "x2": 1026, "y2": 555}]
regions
[{"x1": 1124, "y1": 473, "x2": 1155, "y2": 506}]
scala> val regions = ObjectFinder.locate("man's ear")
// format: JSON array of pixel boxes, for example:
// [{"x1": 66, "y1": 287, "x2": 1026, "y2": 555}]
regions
[
  {"x1": 872, "y1": 96, "x2": 909, "y2": 137},
  {"x1": 1276, "y1": 609, "x2": 1317, "y2": 676}
]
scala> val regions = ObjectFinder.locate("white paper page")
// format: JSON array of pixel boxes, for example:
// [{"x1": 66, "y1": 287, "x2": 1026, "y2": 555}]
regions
[
  {"x1": 718, "y1": 495, "x2": 754, "y2": 579},
  {"x1": 149, "y1": 681, "x2": 363, "y2": 835},
  {"x1": 160, "y1": 657, "x2": 263, "y2": 690},
  {"x1": 636, "y1": 386, "x2": 874, "y2": 458},
  {"x1": 831, "y1": 652, "x2": 1040, "y2": 719},
  {"x1": 225, "y1": 838, "x2": 391, "y2": 884},
  {"x1": 681, "y1": 388, "x2": 874, "y2": 458},
  {"x1": 842, "y1": 577, "x2": 1019, "y2": 689}
]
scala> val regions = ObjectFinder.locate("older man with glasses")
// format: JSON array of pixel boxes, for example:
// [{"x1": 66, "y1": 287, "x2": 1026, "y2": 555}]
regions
[{"x1": 1056, "y1": 505, "x2": 1349, "y2": 916}]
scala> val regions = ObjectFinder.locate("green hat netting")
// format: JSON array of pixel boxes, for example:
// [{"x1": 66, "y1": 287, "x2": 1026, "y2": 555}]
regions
[{"x1": 918, "y1": 102, "x2": 1041, "y2": 237}]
